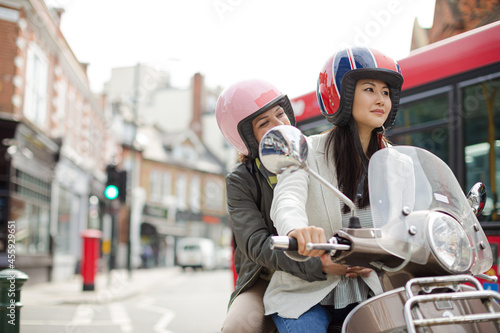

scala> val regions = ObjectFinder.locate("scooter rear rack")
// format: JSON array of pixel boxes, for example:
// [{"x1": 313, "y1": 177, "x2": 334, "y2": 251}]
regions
[{"x1": 404, "y1": 275, "x2": 500, "y2": 333}]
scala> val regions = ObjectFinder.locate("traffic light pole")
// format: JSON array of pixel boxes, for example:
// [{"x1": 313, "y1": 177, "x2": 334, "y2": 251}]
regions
[
  {"x1": 104, "y1": 198, "x2": 118, "y2": 273},
  {"x1": 126, "y1": 205, "x2": 132, "y2": 278},
  {"x1": 126, "y1": 138, "x2": 139, "y2": 278}
]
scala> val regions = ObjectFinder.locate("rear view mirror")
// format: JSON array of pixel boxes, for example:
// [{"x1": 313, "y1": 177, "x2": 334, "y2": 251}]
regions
[
  {"x1": 467, "y1": 182, "x2": 487, "y2": 217},
  {"x1": 258, "y1": 125, "x2": 308, "y2": 174}
]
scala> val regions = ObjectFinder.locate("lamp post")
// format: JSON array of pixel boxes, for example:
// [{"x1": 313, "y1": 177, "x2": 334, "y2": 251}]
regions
[{"x1": 126, "y1": 63, "x2": 140, "y2": 277}]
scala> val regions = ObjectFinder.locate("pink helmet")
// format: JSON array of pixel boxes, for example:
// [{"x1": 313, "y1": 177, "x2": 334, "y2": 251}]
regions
[{"x1": 216, "y1": 79, "x2": 295, "y2": 158}]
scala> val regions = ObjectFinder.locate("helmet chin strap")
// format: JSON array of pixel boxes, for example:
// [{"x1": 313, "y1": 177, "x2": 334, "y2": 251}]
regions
[{"x1": 376, "y1": 125, "x2": 386, "y2": 149}]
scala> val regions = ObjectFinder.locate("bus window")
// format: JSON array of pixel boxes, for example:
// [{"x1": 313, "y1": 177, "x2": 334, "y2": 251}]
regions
[
  {"x1": 462, "y1": 77, "x2": 500, "y2": 221},
  {"x1": 393, "y1": 94, "x2": 448, "y2": 130},
  {"x1": 388, "y1": 93, "x2": 450, "y2": 164},
  {"x1": 390, "y1": 127, "x2": 450, "y2": 163}
]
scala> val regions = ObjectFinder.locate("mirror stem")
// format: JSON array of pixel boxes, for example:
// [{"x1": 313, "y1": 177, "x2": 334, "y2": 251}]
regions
[{"x1": 303, "y1": 166, "x2": 357, "y2": 218}]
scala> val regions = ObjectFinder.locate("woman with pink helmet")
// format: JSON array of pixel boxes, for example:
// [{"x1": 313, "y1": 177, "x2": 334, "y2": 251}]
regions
[
  {"x1": 217, "y1": 79, "x2": 350, "y2": 332},
  {"x1": 264, "y1": 46, "x2": 404, "y2": 332}
]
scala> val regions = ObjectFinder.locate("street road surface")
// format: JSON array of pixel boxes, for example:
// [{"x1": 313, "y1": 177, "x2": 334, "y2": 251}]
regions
[{"x1": 20, "y1": 268, "x2": 233, "y2": 333}]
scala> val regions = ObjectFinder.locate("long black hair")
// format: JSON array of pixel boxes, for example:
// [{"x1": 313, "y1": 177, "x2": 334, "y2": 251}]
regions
[{"x1": 325, "y1": 121, "x2": 388, "y2": 214}]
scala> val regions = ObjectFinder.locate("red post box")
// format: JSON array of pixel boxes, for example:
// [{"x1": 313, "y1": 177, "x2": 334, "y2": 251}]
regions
[{"x1": 80, "y1": 229, "x2": 102, "y2": 291}]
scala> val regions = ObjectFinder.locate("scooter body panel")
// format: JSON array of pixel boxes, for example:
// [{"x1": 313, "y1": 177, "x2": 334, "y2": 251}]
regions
[{"x1": 343, "y1": 285, "x2": 500, "y2": 333}]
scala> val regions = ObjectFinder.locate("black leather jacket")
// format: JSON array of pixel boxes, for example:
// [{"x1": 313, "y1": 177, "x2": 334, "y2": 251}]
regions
[{"x1": 225, "y1": 160, "x2": 326, "y2": 307}]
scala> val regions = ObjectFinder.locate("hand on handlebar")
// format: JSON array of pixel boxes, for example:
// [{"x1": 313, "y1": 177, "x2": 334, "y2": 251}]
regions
[{"x1": 288, "y1": 226, "x2": 326, "y2": 257}]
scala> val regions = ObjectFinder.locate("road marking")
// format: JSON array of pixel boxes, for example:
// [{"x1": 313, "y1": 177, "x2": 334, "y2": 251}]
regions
[
  {"x1": 154, "y1": 310, "x2": 176, "y2": 333},
  {"x1": 22, "y1": 320, "x2": 119, "y2": 326},
  {"x1": 23, "y1": 303, "x2": 133, "y2": 331},
  {"x1": 109, "y1": 302, "x2": 133, "y2": 332},
  {"x1": 70, "y1": 304, "x2": 94, "y2": 326},
  {"x1": 137, "y1": 297, "x2": 176, "y2": 333}
]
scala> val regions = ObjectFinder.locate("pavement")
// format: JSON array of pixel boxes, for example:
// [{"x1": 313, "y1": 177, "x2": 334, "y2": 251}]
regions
[{"x1": 20, "y1": 267, "x2": 181, "y2": 307}]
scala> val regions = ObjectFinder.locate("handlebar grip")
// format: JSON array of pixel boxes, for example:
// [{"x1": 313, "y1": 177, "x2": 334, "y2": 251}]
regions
[
  {"x1": 270, "y1": 236, "x2": 298, "y2": 251},
  {"x1": 287, "y1": 237, "x2": 298, "y2": 251}
]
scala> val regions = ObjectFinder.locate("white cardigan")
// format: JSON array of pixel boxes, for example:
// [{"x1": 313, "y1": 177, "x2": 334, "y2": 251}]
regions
[{"x1": 263, "y1": 132, "x2": 383, "y2": 319}]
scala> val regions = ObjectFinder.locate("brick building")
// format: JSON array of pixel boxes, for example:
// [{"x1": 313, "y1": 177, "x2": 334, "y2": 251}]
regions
[
  {"x1": 412, "y1": 0, "x2": 500, "y2": 49},
  {"x1": 105, "y1": 67, "x2": 230, "y2": 270},
  {"x1": 0, "y1": 0, "x2": 114, "y2": 283}
]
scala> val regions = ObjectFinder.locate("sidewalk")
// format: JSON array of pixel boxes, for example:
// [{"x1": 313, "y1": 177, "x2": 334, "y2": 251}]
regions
[{"x1": 20, "y1": 267, "x2": 180, "y2": 307}]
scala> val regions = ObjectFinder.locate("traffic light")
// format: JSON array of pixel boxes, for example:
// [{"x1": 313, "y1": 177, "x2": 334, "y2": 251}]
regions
[{"x1": 105, "y1": 165, "x2": 127, "y2": 203}]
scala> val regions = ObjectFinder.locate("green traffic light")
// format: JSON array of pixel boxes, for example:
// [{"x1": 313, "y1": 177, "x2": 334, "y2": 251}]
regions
[{"x1": 104, "y1": 185, "x2": 119, "y2": 200}]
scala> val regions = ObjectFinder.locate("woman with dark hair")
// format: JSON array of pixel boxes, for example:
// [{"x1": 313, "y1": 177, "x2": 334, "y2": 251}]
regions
[
  {"x1": 216, "y1": 80, "x2": 351, "y2": 332},
  {"x1": 264, "y1": 47, "x2": 405, "y2": 332}
]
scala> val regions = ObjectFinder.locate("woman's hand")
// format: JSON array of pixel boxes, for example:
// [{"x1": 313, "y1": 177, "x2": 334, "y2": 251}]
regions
[
  {"x1": 346, "y1": 266, "x2": 373, "y2": 278},
  {"x1": 288, "y1": 226, "x2": 326, "y2": 257},
  {"x1": 320, "y1": 254, "x2": 348, "y2": 275},
  {"x1": 321, "y1": 254, "x2": 373, "y2": 278}
]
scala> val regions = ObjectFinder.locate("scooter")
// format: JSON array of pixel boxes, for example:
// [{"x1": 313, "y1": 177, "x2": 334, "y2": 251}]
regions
[{"x1": 259, "y1": 125, "x2": 500, "y2": 333}]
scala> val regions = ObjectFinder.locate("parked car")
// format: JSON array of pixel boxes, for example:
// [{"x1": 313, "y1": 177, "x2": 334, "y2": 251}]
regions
[{"x1": 176, "y1": 237, "x2": 216, "y2": 271}]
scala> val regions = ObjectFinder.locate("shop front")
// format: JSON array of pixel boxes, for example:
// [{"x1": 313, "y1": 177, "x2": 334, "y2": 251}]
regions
[{"x1": 0, "y1": 118, "x2": 59, "y2": 284}]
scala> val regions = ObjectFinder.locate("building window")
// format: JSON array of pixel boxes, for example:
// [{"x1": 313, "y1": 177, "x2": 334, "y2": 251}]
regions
[
  {"x1": 24, "y1": 43, "x2": 49, "y2": 129},
  {"x1": 176, "y1": 173, "x2": 187, "y2": 210},
  {"x1": 67, "y1": 90, "x2": 75, "y2": 148},
  {"x1": 56, "y1": 78, "x2": 67, "y2": 136},
  {"x1": 12, "y1": 169, "x2": 51, "y2": 204},
  {"x1": 185, "y1": 146, "x2": 197, "y2": 162},
  {"x1": 150, "y1": 170, "x2": 161, "y2": 202},
  {"x1": 162, "y1": 171, "x2": 172, "y2": 201},
  {"x1": 173, "y1": 146, "x2": 184, "y2": 161},
  {"x1": 204, "y1": 178, "x2": 224, "y2": 211},
  {"x1": 172, "y1": 145, "x2": 197, "y2": 162},
  {"x1": 190, "y1": 175, "x2": 201, "y2": 213},
  {"x1": 11, "y1": 169, "x2": 51, "y2": 254}
]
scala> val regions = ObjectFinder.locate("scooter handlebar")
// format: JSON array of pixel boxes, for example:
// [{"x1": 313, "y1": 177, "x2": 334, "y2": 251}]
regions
[
  {"x1": 270, "y1": 236, "x2": 351, "y2": 253},
  {"x1": 270, "y1": 236, "x2": 298, "y2": 251},
  {"x1": 306, "y1": 242, "x2": 351, "y2": 251}
]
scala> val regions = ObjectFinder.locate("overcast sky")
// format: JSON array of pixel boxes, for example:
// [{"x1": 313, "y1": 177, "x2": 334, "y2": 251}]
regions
[{"x1": 46, "y1": 0, "x2": 435, "y2": 98}]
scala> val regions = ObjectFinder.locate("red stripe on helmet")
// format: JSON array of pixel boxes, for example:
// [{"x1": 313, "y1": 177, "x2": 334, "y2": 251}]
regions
[{"x1": 347, "y1": 48, "x2": 356, "y2": 69}]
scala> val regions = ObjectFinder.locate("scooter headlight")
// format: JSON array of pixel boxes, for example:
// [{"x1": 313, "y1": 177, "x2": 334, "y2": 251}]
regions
[{"x1": 427, "y1": 212, "x2": 472, "y2": 273}]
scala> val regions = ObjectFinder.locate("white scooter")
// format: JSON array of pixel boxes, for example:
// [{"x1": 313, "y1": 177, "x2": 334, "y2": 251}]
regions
[{"x1": 259, "y1": 125, "x2": 500, "y2": 333}]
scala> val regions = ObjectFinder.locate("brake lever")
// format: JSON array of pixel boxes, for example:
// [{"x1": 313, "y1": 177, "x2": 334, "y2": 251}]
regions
[
  {"x1": 306, "y1": 241, "x2": 350, "y2": 257},
  {"x1": 271, "y1": 236, "x2": 351, "y2": 258}
]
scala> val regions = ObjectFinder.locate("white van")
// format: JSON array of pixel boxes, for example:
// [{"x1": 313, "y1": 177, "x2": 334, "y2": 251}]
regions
[{"x1": 176, "y1": 237, "x2": 216, "y2": 270}]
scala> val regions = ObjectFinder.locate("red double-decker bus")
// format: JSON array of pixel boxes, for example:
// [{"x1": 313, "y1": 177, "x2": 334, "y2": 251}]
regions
[{"x1": 291, "y1": 20, "x2": 500, "y2": 289}]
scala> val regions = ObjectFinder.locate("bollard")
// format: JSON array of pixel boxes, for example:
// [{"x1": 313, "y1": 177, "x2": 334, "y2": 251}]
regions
[{"x1": 0, "y1": 269, "x2": 29, "y2": 333}]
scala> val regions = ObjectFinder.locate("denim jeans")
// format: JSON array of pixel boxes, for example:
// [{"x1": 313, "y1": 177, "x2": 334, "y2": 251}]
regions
[{"x1": 271, "y1": 303, "x2": 358, "y2": 333}]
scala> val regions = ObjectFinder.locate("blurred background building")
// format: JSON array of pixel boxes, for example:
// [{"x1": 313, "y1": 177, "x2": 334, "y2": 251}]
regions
[{"x1": 0, "y1": 0, "x2": 233, "y2": 284}]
